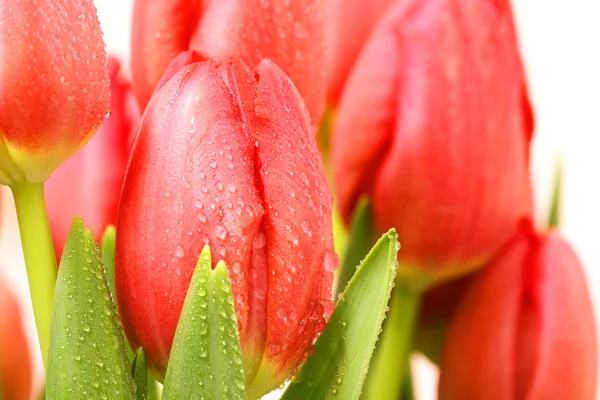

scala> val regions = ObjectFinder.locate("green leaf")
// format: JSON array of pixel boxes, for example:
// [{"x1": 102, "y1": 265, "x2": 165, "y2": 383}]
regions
[
  {"x1": 162, "y1": 246, "x2": 246, "y2": 400},
  {"x1": 282, "y1": 229, "x2": 399, "y2": 400},
  {"x1": 101, "y1": 225, "x2": 116, "y2": 292},
  {"x1": 46, "y1": 218, "x2": 135, "y2": 400},
  {"x1": 335, "y1": 198, "x2": 377, "y2": 299},
  {"x1": 548, "y1": 159, "x2": 562, "y2": 228},
  {"x1": 131, "y1": 348, "x2": 148, "y2": 400}
]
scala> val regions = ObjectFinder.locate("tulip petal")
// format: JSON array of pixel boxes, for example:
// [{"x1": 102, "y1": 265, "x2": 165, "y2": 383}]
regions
[
  {"x1": 131, "y1": 0, "x2": 203, "y2": 108},
  {"x1": 438, "y1": 227, "x2": 534, "y2": 399},
  {"x1": 326, "y1": 0, "x2": 395, "y2": 103},
  {"x1": 528, "y1": 233, "x2": 597, "y2": 399},
  {"x1": 45, "y1": 57, "x2": 137, "y2": 258},
  {"x1": 334, "y1": 0, "x2": 533, "y2": 278},
  {"x1": 250, "y1": 60, "x2": 335, "y2": 384},
  {"x1": 0, "y1": 0, "x2": 109, "y2": 182},
  {"x1": 116, "y1": 60, "x2": 265, "y2": 376},
  {"x1": 0, "y1": 277, "x2": 33, "y2": 400}
]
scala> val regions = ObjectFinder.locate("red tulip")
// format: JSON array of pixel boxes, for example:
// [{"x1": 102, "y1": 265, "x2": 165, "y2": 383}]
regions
[
  {"x1": 333, "y1": 0, "x2": 534, "y2": 282},
  {"x1": 0, "y1": 0, "x2": 109, "y2": 184},
  {"x1": 115, "y1": 56, "x2": 336, "y2": 397},
  {"x1": 45, "y1": 57, "x2": 139, "y2": 257},
  {"x1": 439, "y1": 224, "x2": 598, "y2": 400},
  {"x1": 0, "y1": 277, "x2": 33, "y2": 400},
  {"x1": 326, "y1": 0, "x2": 395, "y2": 103},
  {"x1": 131, "y1": 0, "x2": 327, "y2": 125}
]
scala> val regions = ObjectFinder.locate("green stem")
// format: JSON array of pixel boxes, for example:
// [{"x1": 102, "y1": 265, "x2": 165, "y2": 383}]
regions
[
  {"x1": 11, "y1": 182, "x2": 57, "y2": 369},
  {"x1": 364, "y1": 284, "x2": 421, "y2": 400}
]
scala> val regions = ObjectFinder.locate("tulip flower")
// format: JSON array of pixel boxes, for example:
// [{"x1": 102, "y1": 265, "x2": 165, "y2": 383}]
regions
[
  {"x1": 0, "y1": 277, "x2": 33, "y2": 400},
  {"x1": 130, "y1": 0, "x2": 327, "y2": 124},
  {"x1": 333, "y1": 0, "x2": 534, "y2": 283},
  {"x1": 438, "y1": 224, "x2": 597, "y2": 399},
  {"x1": 326, "y1": 0, "x2": 395, "y2": 103},
  {"x1": 115, "y1": 56, "x2": 336, "y2": 398},
  {"x1": 0, "y1": 0, "x2": 110, "y2": 184},
  {"x1": 46, "y1": 57, "x2": 140, "y2": 257}
]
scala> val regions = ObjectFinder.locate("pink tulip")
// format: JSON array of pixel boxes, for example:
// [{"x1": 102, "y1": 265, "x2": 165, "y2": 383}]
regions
[
  {"x1": 131, "y1": 0, "x2": 327, "y2": 124},
  {"x1": 439, "y1": 224, "x2": 598, "y2": 399},
  {"x1": 45, "y1": 57, "x2": 139, "y2": 256},
  {"x1": 333, "y1": 0, "x2": 534, "y2": 282},
  {"x1": 115, "y1": 56, "x2": 336, "y2": 397},
  {"x1": 0, "y1": 0, "x2": 109, "y2": 183}
]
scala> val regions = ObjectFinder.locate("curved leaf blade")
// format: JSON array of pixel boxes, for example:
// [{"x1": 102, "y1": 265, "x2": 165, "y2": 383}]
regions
[
  {"x1": 162, "y1": 246, "x2": 246, "y2": 400},
  {"x1": 47, "y1": 218, "x2": 134, "y2": 399},
  {"x1": 282, "y1": 229, "x2": 399, "y2": 400}
]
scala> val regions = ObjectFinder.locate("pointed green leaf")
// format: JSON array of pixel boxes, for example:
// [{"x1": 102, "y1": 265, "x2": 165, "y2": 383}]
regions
[
  {"x1": 548, "y1": 159, "x2": 563, "y2": 228},
  {"x1": 47, "y1": 218, "x2": 134, "y2": 399},
  {"x1": 101, "y1": 225, "x2": 116, "y2": 292},
  {"x1": 162, "y1": 246, "x2": 246, "y2": 400},
  {"x1": 131, "y1": 348, "x2": 148, "y2": 400},
  {"x1": 282, "y1": 229, "x2": 399, "y2": 400},
  {"x1": 335, "y1": 198, "x2": 377, "y2": 298}
]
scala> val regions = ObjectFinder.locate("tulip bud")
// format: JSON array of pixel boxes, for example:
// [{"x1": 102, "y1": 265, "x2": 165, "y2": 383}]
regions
[
  {"x1": 0, "y1": 0, "x2": 110, "y2": 184},
  {"x1": 0, "y1": 277, "x2": 33, "y2": 400},
  {"x1": 115, "y1": 57, "x2": 336, "y2": 397},
  {"x1": 439, "y1": 225, "x2": 598, "y2": 399},
  {"x1": 45, "y1": 57, "x2": 139, "y2": 256},
  {"x1": 131, "y1": 0, "x2": 327, "y2": 124},
  {"x1": 326, "y1": 0, "x2": 395, "y2": 103},
  {"x1": 333, "y1": 0, "x2": 534, "y2": 282}
]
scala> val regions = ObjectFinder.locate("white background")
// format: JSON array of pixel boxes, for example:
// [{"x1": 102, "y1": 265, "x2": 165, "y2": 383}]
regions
[{"x1": 1, "y1": 1, "x2": 599, "y2": 399}]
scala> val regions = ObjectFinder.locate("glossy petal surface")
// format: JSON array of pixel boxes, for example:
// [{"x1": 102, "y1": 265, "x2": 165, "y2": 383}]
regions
[
  {"x1": 46, "y1": 58, "x2": 138, "y2": 257},
  {"x1": 116, "y1": 58, "x2": 334, "y2": 397},
  {"x1": 333, "y1": 0, "x2": 533, "y2": 278},
  {"x1": 0, "y1": 0, "x2": 109, "y2": 182}
]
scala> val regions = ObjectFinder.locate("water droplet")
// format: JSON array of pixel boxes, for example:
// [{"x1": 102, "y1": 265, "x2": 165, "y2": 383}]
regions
[
  {"x1": 164, "y1": 190, "x2": 171, "y2": 198},
  {"x1": 253, "y1": 232, "x2": 266, "y2": 248},
  {"x1": 215, "y1": 225, "x2": 228, "y2": 240},
  {"x1": 176, "y1": 246, "x2": 185, "y2": 258},
  {"x1": 232, "y1": 262, "x2": 242, "y2": 274},
  {"x1": 324, "y1": 250, "x2": 340, "y2": 272}
]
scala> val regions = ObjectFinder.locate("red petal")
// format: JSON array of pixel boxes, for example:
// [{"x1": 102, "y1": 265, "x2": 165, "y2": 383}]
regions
[
  {"x1": 191, "y1": 0, "x2": 327, "y2": 125},
  {"x1": 0, "y1": 0, "x2": 109, "y2": 170},
  {"x1": 115, "y1": 60, "x2": 265, "y2": 375},
  {"x1": 0, "y1": 278, "x2": 33, "y2": 400},
  {"x1": 527, "y1": 232, "x2": 597, "y2": 399},
  {"x1": 131, "y1": 0, "x2": 203, "y2": 109},
  {"x1": 46, "y1": 57, "x2": 138, "y2": 257},
  {"x1": 334, "y1": 0, "x2": 533, "y2": 277},
  {"x1": 326, "y1": 0, "x2": 395, "y2": 103},
  {"x1": 438, "y1": 225, "x2": 536, "y2": 399},
  {"x1": 252, "y1": 60, "x2": 335, "y2": 378}
]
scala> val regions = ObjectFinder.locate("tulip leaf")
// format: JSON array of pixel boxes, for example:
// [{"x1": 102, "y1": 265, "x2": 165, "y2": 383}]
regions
[
  {"x1": 282, "y1": 229, "x2": 399, "y2": 400},
  {"x1": 47, "y1": 218, "x2": 135, "y2": 399},
  {"x1": 162, "y1": 246, "x2": 246, "y2": 400},
  {"x1": 131, "y1": 348, "x2": 148, "y2": 400},
  {"x1": 101, "y1": 225, "x2": 116, "y2": 292},
  {"x1": 548, "y1": 159, "x2": 563, "y2": 228},
  {"x1": 335, "y1": 198, "x2": 377, "y2": 298}
]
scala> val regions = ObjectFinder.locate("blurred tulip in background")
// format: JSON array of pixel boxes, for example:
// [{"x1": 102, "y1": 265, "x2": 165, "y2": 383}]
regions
[
  {"x1": 439, "y1": 224, "x2": 597, "y2": 400},
  {"x1": 130, "y1": 0, "x2": 327, "y2": 124},
  {"x1": 333, "y1": 0, "x2": 534, "y2": 284},
  {"x1": 0, "y1": 276, "x2": 33, "y2": 400}
]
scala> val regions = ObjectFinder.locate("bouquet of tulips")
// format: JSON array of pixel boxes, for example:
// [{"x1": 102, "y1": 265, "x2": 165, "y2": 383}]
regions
[{"x1": 0, "y1": 0, "x2": 597, "y2": 399}]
